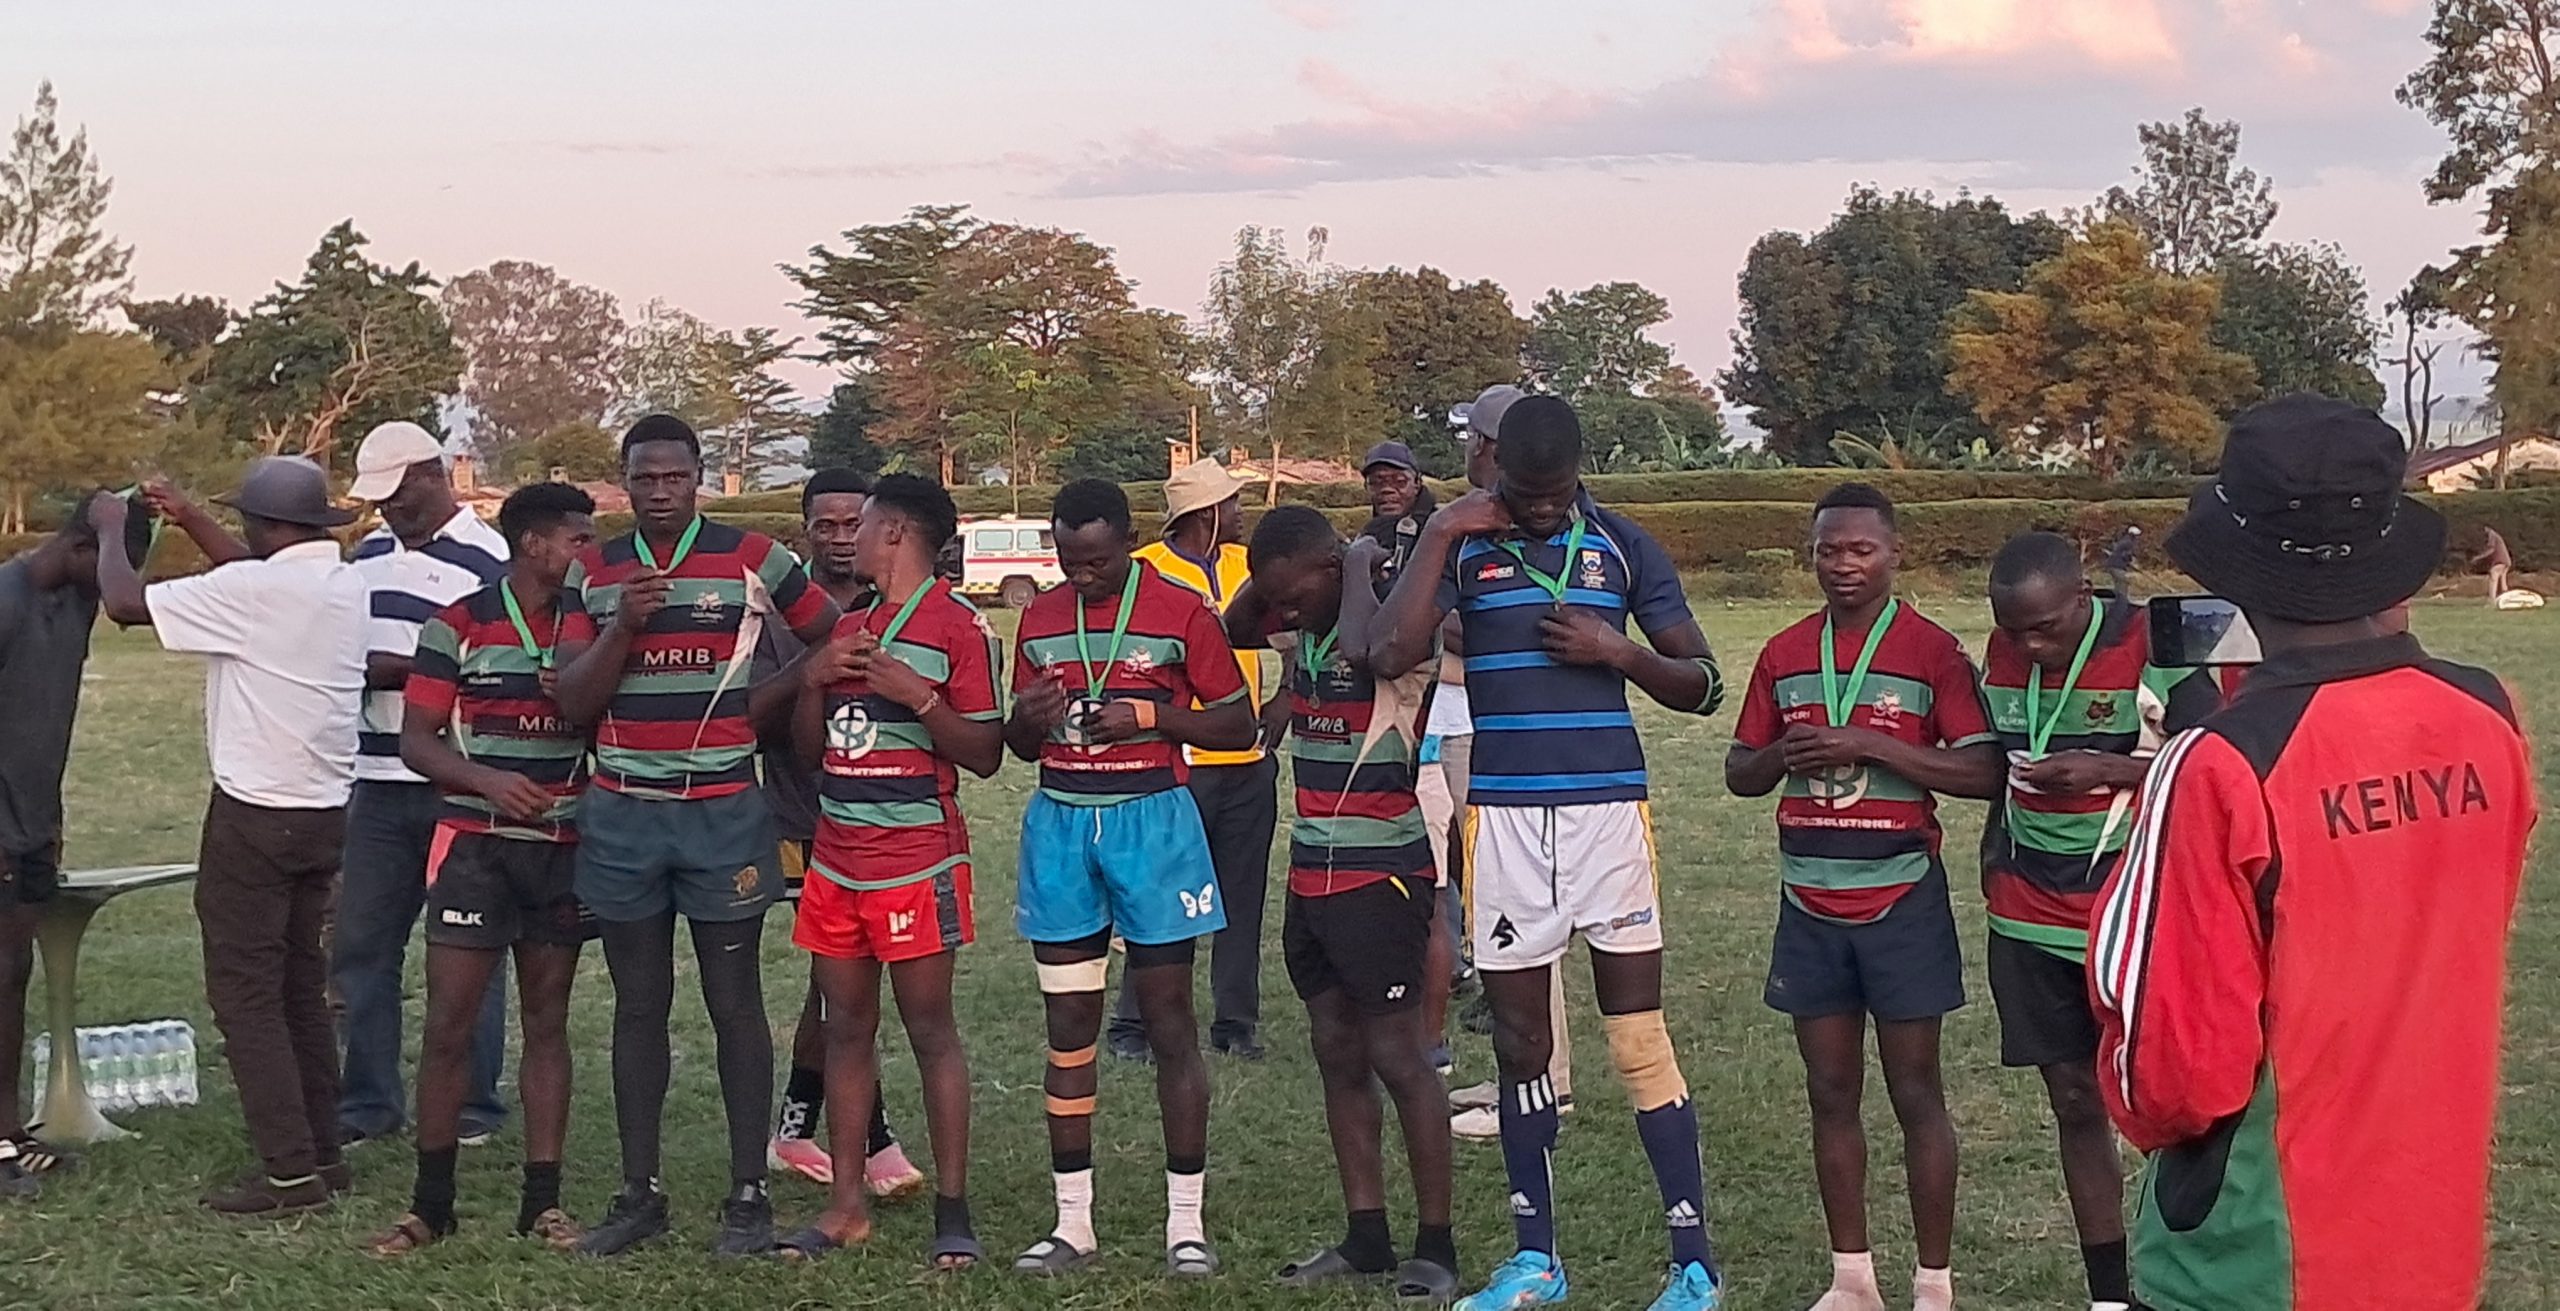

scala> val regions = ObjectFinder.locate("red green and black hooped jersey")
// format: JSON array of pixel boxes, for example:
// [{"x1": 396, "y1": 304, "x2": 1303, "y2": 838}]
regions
[
  {"x1": 809, "y1": 583, "x2": 1003, "y2": 888},
  {"x1": 404, "y1": 583, "x2": 587, "y2": 843},
  {"x1": 1010, "y1": 562, "x2": 1249, "y2": 806},
  {"x1": 1277, "y1": 583, "x2": 1434, "y2": 898},
  {"x1": 1978, "y1": 601, "x2": 2218, "y2": 961},
  {"x1": 1733, "y1": 604, "x2": 1997, "y2": 925},
  {"x1": 559, "y1": 520, "x2": 830, "y2": 800},
  {"x1": 2091, "y1": 635, "x2": 2538, "y2": 1311}
]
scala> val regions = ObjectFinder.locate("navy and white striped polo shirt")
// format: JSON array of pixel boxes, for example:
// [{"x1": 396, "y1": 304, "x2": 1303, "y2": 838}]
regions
[
  {"x1": 350, "y1": 506, "x2": 508, "y2": 783},
  {"x1": 1434, "y1": 491, "x2": 1691, "y2": 807}
]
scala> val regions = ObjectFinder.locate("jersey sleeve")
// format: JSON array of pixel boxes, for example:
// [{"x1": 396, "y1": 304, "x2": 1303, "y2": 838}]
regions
[
  {"x1": 403, "y1": 605, "x2": 466, "y2": 720},
  {"x1": 944, "y1": 603, "x2": 1004, "y2": 721},
  {"x1": 2090, "y1": 729, "x2": 2273, "y2": 1153},
  {"x1": 756, "y1": 535, "x2": 830, "y2": 635},
  {"x1": 557, "y1": 555, "x2": 600, "y2": 645},
  {"x1": 144, "y1": 566, "x2": 253, "y2": 657},
  {"x1": 1620, "y1": 521, "x2": 1695, "y2": 637},
  {"x1": 1926, "y1": 634, "x2": 1998, "y2": 749},
  {"x1": 1181, "y1": 598, "x2": 1249, "y2": 707},
  {"x1": 1731, "y1": 644, "x2": 1785, "y2": 750}
]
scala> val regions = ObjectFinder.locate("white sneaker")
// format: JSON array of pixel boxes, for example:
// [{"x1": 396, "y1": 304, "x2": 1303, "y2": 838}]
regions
[
  {"x1": 1452, "y1": 1105, "x2": 1501, "y2": 1140},
  {"x1": 1449, "y1": 1080, "x2": 1499, "y2": 1111}
]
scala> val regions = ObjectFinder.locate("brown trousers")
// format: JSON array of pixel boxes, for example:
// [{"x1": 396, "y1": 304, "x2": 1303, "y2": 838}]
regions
[{"x1": 196, "y1": 789, "x2": 345, "y2": 1179}]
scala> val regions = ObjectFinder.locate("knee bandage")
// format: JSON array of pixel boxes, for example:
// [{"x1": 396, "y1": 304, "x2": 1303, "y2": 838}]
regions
[
  {"x1": 1045, "y1": 1043, "x2": 1098, "y2": 1118},
  {"x1": 1604, "y1": 1010, "x2": 1688, "y2": 1111},
  {"x1": 1035, "y1": 957, "x2": 1109, "y2": 995}
]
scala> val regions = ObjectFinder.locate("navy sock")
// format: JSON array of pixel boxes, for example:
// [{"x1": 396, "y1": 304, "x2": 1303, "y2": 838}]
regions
[
  {"x1": 2084, "y1": 1239, "x2": 2130, "y2": 1303},
  {"x1": 1635, "y1": 1097, "x2": 1716, "y2": 1273},
  {"x1": 411, "y1": 1147, "x2": 459, "y2": 1234},
  {"x1": 1341, "y1": 1208, "x2": 1395, "y2": 1273},
  {"x1": 516, "y1": 1160, "x2": 562, "y2": 1233},
  {"x1": 1496, "y1": 1074, "x2": 1560, "y2": 1256}
]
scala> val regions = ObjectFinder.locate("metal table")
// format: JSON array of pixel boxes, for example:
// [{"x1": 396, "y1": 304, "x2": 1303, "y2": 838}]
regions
[{"x1": 32, "y1": 864, "x2": 198, "y2": 1146}]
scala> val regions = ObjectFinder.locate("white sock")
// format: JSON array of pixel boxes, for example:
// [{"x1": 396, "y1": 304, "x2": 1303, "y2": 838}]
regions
[
  {"x1": 1912, "y1": 1263, "x2": 1954, "y2": 1311},
  {"x1": 1165, "y1": 1168, "x2": 1206, "y2": 1249},
  {"x1": 1807, "y1": 1251, "x2": 1885, "y2": 1311},
  {"x1": 2092, "y1": 1303, "x2": 2133, "y2": 1311},
  {"x1": 1051, "y1": 1168, "x2": 1096, "y2": 1253}
]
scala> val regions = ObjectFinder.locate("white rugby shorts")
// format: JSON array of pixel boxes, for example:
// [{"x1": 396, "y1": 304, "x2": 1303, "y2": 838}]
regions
[{"x1": 1461, "y1": 800, "x2": 1663, "y2": 970}]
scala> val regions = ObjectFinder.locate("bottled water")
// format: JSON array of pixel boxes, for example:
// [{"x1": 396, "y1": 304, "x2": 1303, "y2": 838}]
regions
[
  {"x1": 23, "y1": 1020, "x2": 199, "y2": 1116},
  {"x1": 27, "y1": 1033, "x2": 46, "y2": 1099}
]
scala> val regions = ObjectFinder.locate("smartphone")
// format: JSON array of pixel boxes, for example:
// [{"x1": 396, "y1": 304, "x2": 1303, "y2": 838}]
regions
[{"x1": 2146, "y1": 595, "x2": 2262, "y2": 667}]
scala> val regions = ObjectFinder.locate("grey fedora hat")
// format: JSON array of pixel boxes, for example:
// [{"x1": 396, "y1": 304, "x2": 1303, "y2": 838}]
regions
[{"x1": 213, "y1": 456, "x2": 357, "y2": 529}]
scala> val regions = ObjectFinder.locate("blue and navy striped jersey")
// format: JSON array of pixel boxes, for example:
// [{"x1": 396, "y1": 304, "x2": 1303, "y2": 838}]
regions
[{"x1": 1434, "y1": 490, "x2": 1692, "y2": 806}]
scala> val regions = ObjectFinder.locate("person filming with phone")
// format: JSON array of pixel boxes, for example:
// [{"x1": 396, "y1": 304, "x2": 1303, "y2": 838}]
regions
[{"x1": 2089, "y1": 395, "x2": 2540, "y2": 1311}]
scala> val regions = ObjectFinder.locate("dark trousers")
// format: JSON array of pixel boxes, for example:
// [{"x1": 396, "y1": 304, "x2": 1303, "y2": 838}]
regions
[
  {"x1": 197, "y1": 790, "x2": 345, "y2": 1179},
  {"x1": 1110, "y1": 755, "x2": 1279, "y2": 1043},
  {"x1": 332, "y1": 780, "x2": 508, "y2": 1137}
]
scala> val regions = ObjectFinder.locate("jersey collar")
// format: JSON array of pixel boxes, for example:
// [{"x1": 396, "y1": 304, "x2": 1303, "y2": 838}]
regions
[{"x1": 2244, "y1": 632, "x2": 2427, "y2": 693}]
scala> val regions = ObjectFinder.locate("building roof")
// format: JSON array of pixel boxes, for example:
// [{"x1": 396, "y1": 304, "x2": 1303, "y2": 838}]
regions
[{"x1": 2406, "y1": 434, "x2": 2560, "y2": 482}]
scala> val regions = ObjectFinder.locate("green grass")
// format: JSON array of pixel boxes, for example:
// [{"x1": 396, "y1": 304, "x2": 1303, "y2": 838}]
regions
[{"x1": 4, "y1": 598, "x2": 2555, "y2": 1309}]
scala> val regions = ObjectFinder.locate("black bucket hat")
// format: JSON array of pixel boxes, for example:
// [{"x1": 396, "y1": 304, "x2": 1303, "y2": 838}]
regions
[{"x1": 2165, "y1": 394, "x2": 2445, "y2": 624}]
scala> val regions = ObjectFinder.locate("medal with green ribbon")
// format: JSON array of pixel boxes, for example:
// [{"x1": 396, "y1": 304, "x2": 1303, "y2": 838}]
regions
[
  {"x1": 499, "y1": 580, "x2": 556, "y2": 669},
  {"x1": 2022, "y1": 602, "x2": 2105, "y2": 760},
  {"x1": 867, "y1": 579, "x2": 938, "y2": 654},
  {"x1": 1300, "y1": 625, "x2": 1339, "y2": 708},
  {"x1": 1819, "y1": 597, "x2": 1900, "y2": 727},
  {"x1": 1497, "y1": 513, "x2": 1589, "y2": 609},
  {"x1": 631, "y1": 515, "x2": 702, "y2": 573},
  {"x1": 1073, "y1": 566, "x2": 1141, "y2": 700}
]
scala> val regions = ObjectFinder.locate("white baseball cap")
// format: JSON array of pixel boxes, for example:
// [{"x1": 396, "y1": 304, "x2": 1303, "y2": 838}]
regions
[{"x1": 347, "y1": 421, "x2": 447, "y2": 502}]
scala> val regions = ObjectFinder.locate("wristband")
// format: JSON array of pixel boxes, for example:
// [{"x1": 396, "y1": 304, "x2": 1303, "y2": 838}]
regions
[
  {"x1": 1687, "y1": 657, "x2": 1725, "y2": 716},
  {"x1": 914, "y1": 690, "x2": 941, "y2": 719},
  {"x1": 1132, "y1": 699, "x2": 1158, "y2": 731}
]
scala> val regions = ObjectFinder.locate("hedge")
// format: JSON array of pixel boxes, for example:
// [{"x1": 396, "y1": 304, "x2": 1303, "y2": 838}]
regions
[
  {"x1": 720, "y1": 469, "x2": 2208, "y2": 521},
  {"x1": 15, "y1": 488, "x2": 2550, "y2": 578}
]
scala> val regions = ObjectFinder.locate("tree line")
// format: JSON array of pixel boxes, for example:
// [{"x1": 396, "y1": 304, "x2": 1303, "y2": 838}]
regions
[{"x1": 4, "y1": 6, "x2": 2549, "y2": 527}]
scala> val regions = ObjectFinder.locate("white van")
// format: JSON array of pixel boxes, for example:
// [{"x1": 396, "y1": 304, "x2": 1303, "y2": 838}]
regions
[{"x1": 956, "y1": 516, "x2": 1061, "y2": 608}]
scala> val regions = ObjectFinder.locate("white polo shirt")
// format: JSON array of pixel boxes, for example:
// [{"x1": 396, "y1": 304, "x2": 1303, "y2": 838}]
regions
[
  {"x1": 146, "y1": 540, "x2": 369, "y2": 810},
  {"x1": 348, "y1": 507, "x2": 508, "y2": 783}
]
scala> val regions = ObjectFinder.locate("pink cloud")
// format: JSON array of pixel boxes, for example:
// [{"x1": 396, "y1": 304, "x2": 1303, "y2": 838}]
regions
[{"x1": 1266, "y1": 0, "x2": 1346, "y2": 32}]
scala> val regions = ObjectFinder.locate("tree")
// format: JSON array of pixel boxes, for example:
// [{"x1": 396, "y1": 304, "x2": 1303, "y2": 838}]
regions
[
  {"x1": 805, "y1": 379, "x2": 887, "y2": 476},
  {"x1": 0, "y1": 82, "x2": 131, "y2": 329},
  {"x1": 700, "y1": 326, "x2": 806, "y2": 490},
  {"x1": 441, "y1": 261, "x2": 625, "y2": 471},
  {"x1": 2211, "y1": 244, "x2": 2385, "y2": 408},
  {"x1": 2100, "y1": 108, "x2": 2279, "y2": 277},
  {"x1": 1525, "y1": 282, "x2": 1674, "y2": 398},
  {"x1": 2386, "y1": 271, "x2": 2456, "y2": 445},
  {"x1": 1724, "y1": 187, "x2": 2067, "y2": 463},
  {"x1": 0, "y1": 325, "x2": 163, "y2": 531},
  {"x1": 782, "y1": 204, "x2": 981, "y2": 370},
  {"x1": 615, "y1": 298, "x2": 723, "y2": 430},
  {"x1": 197, "y1": 221, "x2": 463, "y2": 465},
  {"x1": 1947, "y1": 221, "x2": 2255, "y2": 477},
  {"x1": 510, "y1": 419, "x2": 621, "y2": 482},
  {"x1": 1345, "y1": 266, "x2": 1525, "y2": 475},
  {"x1": 125, "y1": 295, "x2": 231, "y2": 359},
  {"x1": 1578, "y1": 369, "x2": 1731, "y2": 473}
]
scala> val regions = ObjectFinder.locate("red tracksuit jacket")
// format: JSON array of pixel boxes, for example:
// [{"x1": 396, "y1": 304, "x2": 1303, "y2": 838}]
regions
[{"x1": 2091, "y1": 634, "x2": 2537, "y2": 1311}]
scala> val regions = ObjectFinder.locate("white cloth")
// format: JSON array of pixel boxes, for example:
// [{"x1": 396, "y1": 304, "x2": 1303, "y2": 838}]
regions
[
  {"x1": 348, "y1": 507, "x2": 509, "y2": 782},
  {"x1": 1462, "y1": 800, "x2": 1662, "y2": 969},
  {"x1": 1425, "y1": 679, "x2": 1473, "y2": 738},
  {"x1": 146, "y1": 540, "x2": 369, "y2": 809}
]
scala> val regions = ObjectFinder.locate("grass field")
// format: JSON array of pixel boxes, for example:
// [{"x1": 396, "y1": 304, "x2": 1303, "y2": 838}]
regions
[{"x1": 2, "y1": 597, "x2": 2552, "y2": 1310}]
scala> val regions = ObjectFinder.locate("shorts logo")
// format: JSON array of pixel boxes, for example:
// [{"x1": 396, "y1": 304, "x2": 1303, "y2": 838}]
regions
[
  {"x1": 1385, "y1": 983, "x2": 1406, "y2": 1001},
  {"x1": 827, "y1": 702, "x2": 878, "y2": 759},
  {"x1": 735, "y1": 865, "x2": 762, "y2": 899},
  {"x1": 439, "y1": 909, "x2": 485, "y2": 927},
  {"x1": 887, "y1": 909, "x2": 918, "y2": 940},
  {"x1": 1608, "y1": 907, "x2": 1654, "y2": 931},
  {"x1": 1179, "y1": 882, "x2": 1217, "y2": 919},
  {"x1": 1476, "y1": 561, "x2": 1517, "y2": 583},
  {"x1": 1489, "y1": 915, "x2": 1519, "y2": 949}
]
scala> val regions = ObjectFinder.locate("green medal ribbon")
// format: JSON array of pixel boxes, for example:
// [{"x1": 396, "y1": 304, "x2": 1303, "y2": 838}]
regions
[
  {"x1": 867, "y1": 579, "x2": 939, "y2": 652},
  {"x1": 1073, "y1": 566, "x2": 1141, "y2": 700},
  {"x1": 498, "y1": 580, "x2": 556, "y2": 668},
  {"x1": 631, "y1": 515, "x2": 702, "y2": 573},
  {"x1": 1819, "y1": 597, "x2": 1900, "y2": 727},
  {"x1": 1496, "y1": 513, "x2": 1590, "y2": 606},
  {"x1": 2022, "y1": 603, "x2": 2105, "y2": 760},
  {"x1": 1300, "y1": 625, "x2": 1340, "y2": 701}
]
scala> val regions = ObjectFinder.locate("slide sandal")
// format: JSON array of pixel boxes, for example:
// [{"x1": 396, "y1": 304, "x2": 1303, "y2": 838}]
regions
[
  {"x1": 1276, "y1": 1247, "x2": 1374, "y2": 1287},
  {"x1": 1395, "y1": 1257, "x2": 1461, "y2": 1304},
  {"x1": 930, "y1": 1228, "x2": 984, "y2": 1272},
  {"x1": 1013, "y1": 1235, "x2": 1095, "y2": 1277},
  {"x1": 1168, "y1": 1239, "x2": 1221, "y2": 1279},
  {"x1": 772, "y1": 1226, "x2": 846, "y2": 1263}
]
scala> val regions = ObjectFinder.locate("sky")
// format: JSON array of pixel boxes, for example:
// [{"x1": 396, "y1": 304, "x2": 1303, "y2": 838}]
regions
[{"x1": 2, "y1": 0, "x2": 2494, "y2": 411}]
